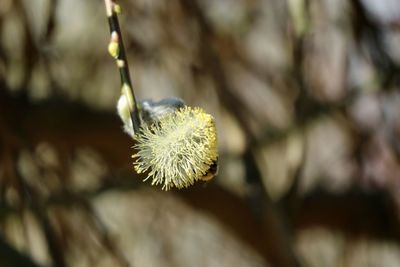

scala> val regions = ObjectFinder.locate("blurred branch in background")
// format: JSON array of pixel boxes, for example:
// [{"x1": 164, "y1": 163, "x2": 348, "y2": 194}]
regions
[
  {"x1": 0, "y1": 0, "x2": 400, "y2": 267},
  {"x1": 0, "y1": 234, "x2": 44, "y2": 267}
]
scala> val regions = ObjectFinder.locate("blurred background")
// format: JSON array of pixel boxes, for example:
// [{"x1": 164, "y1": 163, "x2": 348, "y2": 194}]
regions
[{"x1": 1, "y1": 0, "x2": 400, "y2": 266}]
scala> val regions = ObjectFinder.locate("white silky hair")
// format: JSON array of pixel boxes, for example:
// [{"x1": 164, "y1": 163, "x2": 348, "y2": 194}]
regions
[
  {"x1": 117, "y1": 95, "x2": 185, "y2": 138},
  {"x1": 117, "y1": 94, "x2": 135, "y2": 138}
]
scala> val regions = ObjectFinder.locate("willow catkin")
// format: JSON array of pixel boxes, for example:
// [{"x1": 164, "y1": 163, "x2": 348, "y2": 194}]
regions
[{"x1": 132, "y1": 106, "x2": 218, "y2": 190}]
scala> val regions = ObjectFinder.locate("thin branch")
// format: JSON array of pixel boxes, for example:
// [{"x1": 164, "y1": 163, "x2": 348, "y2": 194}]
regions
[{"x1": 103, "y1": 0, "x2": 141, "y2": 133}]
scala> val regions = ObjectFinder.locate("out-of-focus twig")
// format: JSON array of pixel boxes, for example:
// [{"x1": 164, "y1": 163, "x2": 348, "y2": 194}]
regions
[
  {"x1": 0, "y1": 234, "x2": 44, "y2": 267},
  {"x1": 350, "y1": 0, "x2": 400, "y2": 88},
  {"x1": 179, "y1": 2, "x2": 302, "y2": 266}
]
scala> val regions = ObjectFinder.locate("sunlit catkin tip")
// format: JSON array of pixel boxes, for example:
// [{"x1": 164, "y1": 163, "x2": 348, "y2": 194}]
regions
[{"x1": 133, "y1": 106, "x2": 218, "y2": 190}]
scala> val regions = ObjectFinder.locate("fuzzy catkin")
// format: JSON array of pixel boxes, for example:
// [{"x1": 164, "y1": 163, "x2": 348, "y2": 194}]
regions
[{"x1": 132, "y1": 106, "x2": 218, "y2": 190}]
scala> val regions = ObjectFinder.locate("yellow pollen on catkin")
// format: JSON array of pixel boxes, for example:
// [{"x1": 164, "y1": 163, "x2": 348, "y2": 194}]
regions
[{"x1": 132, "y1": 106, "x2": 218, "y2": 190}]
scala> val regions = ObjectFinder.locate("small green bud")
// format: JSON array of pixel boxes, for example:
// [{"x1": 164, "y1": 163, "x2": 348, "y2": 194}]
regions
[
  {"x1": 113, "y1": 4, "x2": 122, "y2": 14},
  {"x1": 116, "y1": 59, "x2": 125, "y2": 68},
  {"x1": 108, "y1": 41, "x2": 119, "y2": 59}
]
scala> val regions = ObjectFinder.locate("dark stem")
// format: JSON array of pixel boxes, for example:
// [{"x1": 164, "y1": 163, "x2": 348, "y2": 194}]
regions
[{"x1": 104, "y1": 0, "x2": 141, "y2": 133}]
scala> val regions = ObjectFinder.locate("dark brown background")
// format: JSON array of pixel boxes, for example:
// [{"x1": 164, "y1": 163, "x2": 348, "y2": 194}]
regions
[{"x1": 1, "y1": 0, "x2": 400, "y2": 266}]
